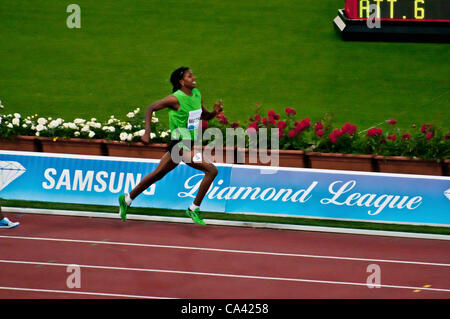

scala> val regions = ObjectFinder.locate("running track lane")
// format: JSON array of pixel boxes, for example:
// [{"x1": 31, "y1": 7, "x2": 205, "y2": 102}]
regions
[{"x1": 0, "y1": 213, "x2": 449, "y2": 299}]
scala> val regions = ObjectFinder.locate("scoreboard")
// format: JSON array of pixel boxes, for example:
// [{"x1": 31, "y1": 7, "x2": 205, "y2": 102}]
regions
[
  {"x1": 346, "y1": 0, "x2": 450, "y2": 21},
  {"x1": 334, "y1": 0, "x2": 450, "y2": 41}
]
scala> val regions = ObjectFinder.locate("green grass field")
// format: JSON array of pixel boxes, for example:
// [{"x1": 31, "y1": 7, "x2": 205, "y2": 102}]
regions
[{"x1": 1, "y1": 0, "x2": 449, "y2": 132}]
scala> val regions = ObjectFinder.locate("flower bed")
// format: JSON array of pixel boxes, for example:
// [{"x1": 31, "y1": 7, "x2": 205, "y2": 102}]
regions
[{"x1": 0, "y1": 100, "x2": 448, "y2": 175}]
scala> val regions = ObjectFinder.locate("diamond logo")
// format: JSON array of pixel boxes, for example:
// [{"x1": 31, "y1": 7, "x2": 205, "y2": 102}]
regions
[
  {"x1": 0, "y1": 161, "x2": 26, "y2": 191},
  {"x1": 445, "y1": 189, "x2": 450, "y2": 201}
]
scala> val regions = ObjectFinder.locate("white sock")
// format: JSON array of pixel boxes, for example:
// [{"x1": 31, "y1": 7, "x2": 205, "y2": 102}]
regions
[
  {"x1": 189, "y1": 203, "x2": 200, "y2": 211},
  {"x1": 125, "y1": 193, "x2": 133, "y2": 206}
]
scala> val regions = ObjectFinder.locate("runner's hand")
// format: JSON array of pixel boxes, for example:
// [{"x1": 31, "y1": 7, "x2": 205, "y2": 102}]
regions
[{"x1": 214, "y1": 100, "x2": 223, "y2": 114}]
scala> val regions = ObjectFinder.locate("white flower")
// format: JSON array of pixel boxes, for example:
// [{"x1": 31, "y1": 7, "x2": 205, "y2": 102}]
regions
[
  {"x1": 48, "y1": 119, "x2": 62, "y2": 129},
  {"x1": 36, "y1": 124, "x2": 46, "y2": 132},
  {"x1": 127, "y1": 112, "x2": 135, "y2": 118},
  {"x1": 74, "y1": 131, "x2": 80, "y2": 137},
  {"x1": 87, "y1": 121, "x2": 101, "y2": 129},
  {"x1": 14, "y1": 113, "x2": 21, "y2": 119},
  {"x1": 134, "y1": 108, "x2": 141, "y2": 114},
  {"x1": 123, "y1": 124, "x2": 132, "y2": 131},
  {"x1": 22, "y1": 124, "x2": 27, "y2": 128},
  {"x1": 74, "y1": 118, "x2": 86, "y2": 125},
  {"x1": 88, "y1": 131, "x2": 95, "y2": 138},
  {"x1": 160, "y1": 131, "x2": 168, "y2": 138},
  {"x1": 63, "y1": 122, "x2": 76, "y2": 130},
  {"x1": 7, "y1": 123, "x2": 13, "y2": 128},
  {"x1": 81, "y1": 125, "x2": 90, "y2": 132},
  {"x1": 127, "y1": 133, "x2": 133, "y2": 141},
  {"x1": 35, "y1": 132, "x2": 40, "y2": 136},
  {"x1": 37, "y1": 118, "x2": 47, "y2": 125},
  {"x1": 119, "y1": 132, "x2": 128, "y2": 141},
  {"x1": 133, "y1": 129, "x2": 146, "y2": 137},
  {"x1": 12, "y1": 118, "x2": 20, "y2": 126},
  {"x1": 150, "y1": 132, "x2": 156, "y2": 139},
  {"x1": 151, "y1": 117, "x2": 159, "y2": 123},
  {"x1": 103, "y1": 126, "x2": 115, "y2": 133}
]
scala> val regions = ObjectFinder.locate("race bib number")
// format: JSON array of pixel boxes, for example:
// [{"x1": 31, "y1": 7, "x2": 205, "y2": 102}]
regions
[{"x1": 187, "y1": 109, "x2": 202, "y2": 130}]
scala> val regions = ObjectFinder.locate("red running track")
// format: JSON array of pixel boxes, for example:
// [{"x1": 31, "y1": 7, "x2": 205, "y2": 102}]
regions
[{"x1": 0, "y1": 212, "x2": 449, "y2": 299}]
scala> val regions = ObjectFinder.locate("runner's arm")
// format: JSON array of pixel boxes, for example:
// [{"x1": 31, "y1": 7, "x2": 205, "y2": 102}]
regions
[{"x1": 142, "y1": 95, "x2": 179, "y2": 144}]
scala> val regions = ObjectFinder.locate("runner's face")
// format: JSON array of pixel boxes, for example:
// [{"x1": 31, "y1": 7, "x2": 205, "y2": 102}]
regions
[{"x1": 181, "y1": 70, "x2": 197, "y2": 90}]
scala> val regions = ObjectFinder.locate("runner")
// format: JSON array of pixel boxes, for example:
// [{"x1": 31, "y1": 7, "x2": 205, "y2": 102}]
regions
[{"x1": 118, "y1": 67, "x2": 222, "y2": 225}]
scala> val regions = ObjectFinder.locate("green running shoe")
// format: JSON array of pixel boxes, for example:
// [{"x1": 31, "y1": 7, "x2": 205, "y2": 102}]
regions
[
  {"x1": 118, "y1": 194, "x2": 128, "y2": 221},
  {"x1": 186, "y1": 207, "x2": 206, "y2": 226}
]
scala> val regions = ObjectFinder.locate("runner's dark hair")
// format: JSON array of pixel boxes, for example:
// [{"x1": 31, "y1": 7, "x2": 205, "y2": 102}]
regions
[{"x1": 170, "y1": 67, "x2": 190, "y2": 92}]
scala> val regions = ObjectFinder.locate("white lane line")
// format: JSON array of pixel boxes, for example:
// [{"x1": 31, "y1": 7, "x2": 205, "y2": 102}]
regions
[
  {"x1": 0, "y1": 286, "x2": 174, "y2": 299},
  {"x1": 1, "y1": 234, "x2": 449, "y2": 268},
  {"x1": 1, "y1": 259, "x2": 449, "y2": 293}
]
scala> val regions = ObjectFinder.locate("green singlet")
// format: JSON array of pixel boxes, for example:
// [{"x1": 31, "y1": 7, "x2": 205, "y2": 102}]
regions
[{"x1": 169, "y1": 88, "x2": 202, "y2": 141}]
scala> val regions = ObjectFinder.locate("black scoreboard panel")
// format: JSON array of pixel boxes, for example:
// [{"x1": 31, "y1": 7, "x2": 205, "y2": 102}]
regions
[
  {"x1": 334, "y1": 0, "x2": 450, "y2": 42},
  {"x1": 356, "y1": 0, "x2": 450, "y2": 21}
]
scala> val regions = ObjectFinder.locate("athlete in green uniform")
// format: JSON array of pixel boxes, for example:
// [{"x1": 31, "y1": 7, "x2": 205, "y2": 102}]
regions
[{"x1": 118, "y1": 67, "x2": 222, "y2": 225}]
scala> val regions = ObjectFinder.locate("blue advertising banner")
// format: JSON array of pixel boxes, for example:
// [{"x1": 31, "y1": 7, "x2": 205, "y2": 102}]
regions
[
  {"x1": 225, "y1": 166, "x2": 450, "y2": 226},
  {"x1": 0, "y1": 150, "x2": 449, "y2": 226},
  {"x1": 0, "y1": 151, "x2": 231, "y2": 213}
]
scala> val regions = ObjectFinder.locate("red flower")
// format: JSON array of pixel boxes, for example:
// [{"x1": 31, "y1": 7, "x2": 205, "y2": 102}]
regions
[
  {"x1": 254, "y1": 114, "x2": 261, "y2": 122},
  {"x1": 387, "y1": 134, "x2": 396, "y2": 141},
  {"x1": 367, "y1": 127, "x2": 383, "y2": 137},
  {"x1": 277, "y1": 121, "x2": 287, "y2": 129},
  {"x1": 285, "y1": 107, "x2": 296, "y2": 115},
  {"x1": 278, "y1": 127, "x2": 284, "y2": 138},
  {"x1": 295, "y1": 118, "x2": 310, "y2": 133},
  {"x1": 267, "y1": 110, "x2": 280, "y2": 120},
  {"x1": 231, "y1": 122, "x2": 240, "y2": 128},
  {"x1": 421, "y1": 124, "x2": 432, "y2": 133},
  {"x1": 219, "y1": 117, "x2": 228, "y2": 125},
  {"x1": 426, "y1": 131, "x2": 434, "y2": 140},
  {"x1": 386, "y1": 119, "x2": 397, "y2": 125},
  {"x1": 247, "y1": 121, "x2": 258, "y2": 132},
  {"x1": 288, "y1": 129, "x2": 297, "y2": 138},
  {"x1": 201, "y1": 120, "x2": 209, "y2": 130},
  {"x1": 268, "y1": 115, "x2": 276, "y2": 125},
  {"x1": 329, "y1": 132, "x2": 337, "y2": 144},
  {"x1": 445, "y1": 133, "x2": 450, "y2": 140},
  {"x1": 341, "y1": 122, "x2": 356, "y2": 136},
  {"x1": 402, "y1": 133, "x2": 410, "y2": 140},
  {"x1": 262, "y1": 117, "x2": 268, "y2": 126},
  {"x1": 329, "y1": 129, "x2": 343, "y2": 144},
  {"x1": 316, "y1": 129, "x2": 324, "y2": 137},
  {"x1": 314, "y1": 122, "x2": 323, "y2": 132}
]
